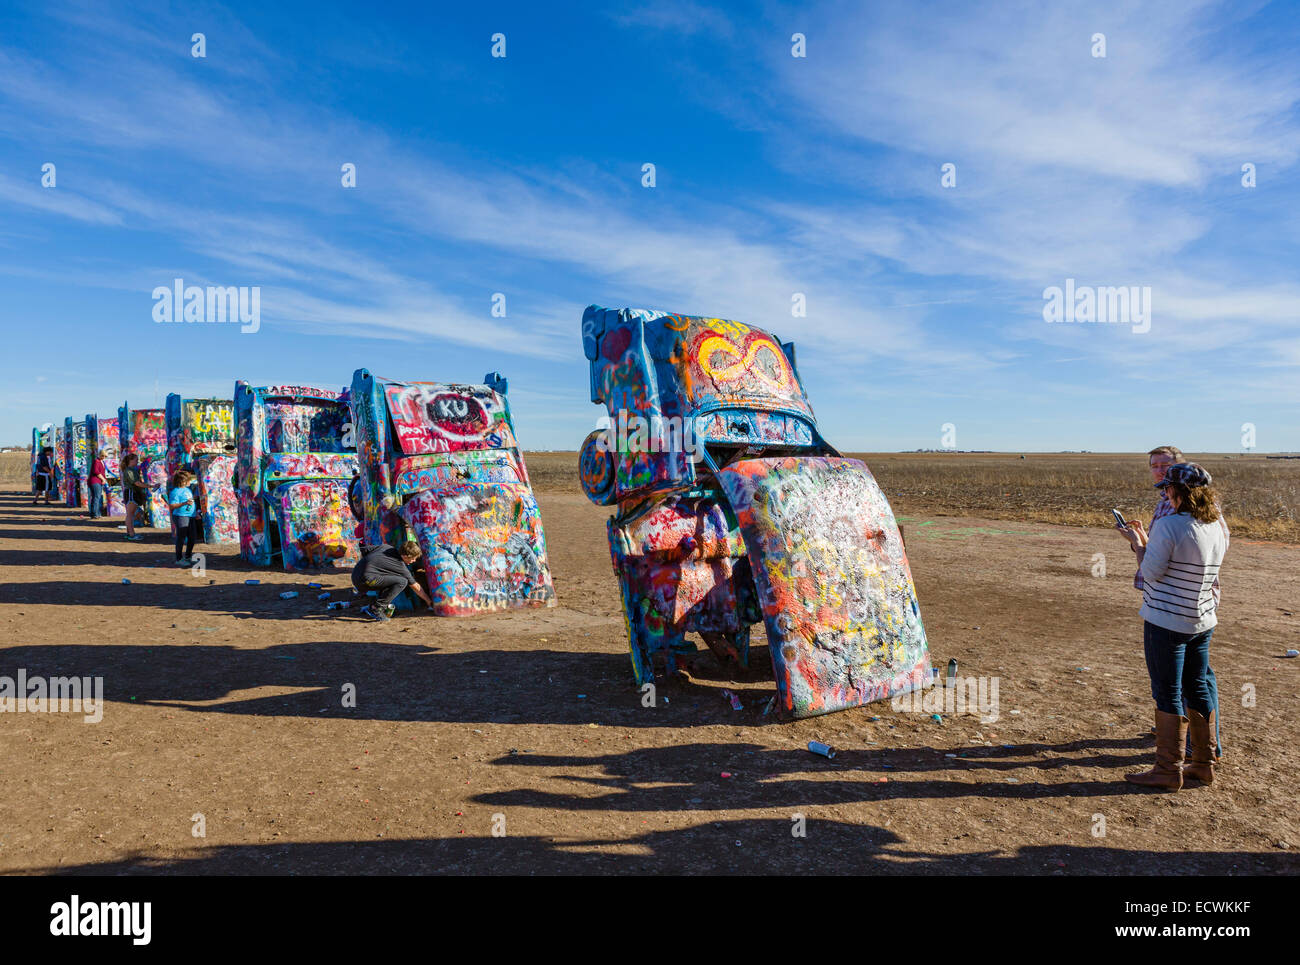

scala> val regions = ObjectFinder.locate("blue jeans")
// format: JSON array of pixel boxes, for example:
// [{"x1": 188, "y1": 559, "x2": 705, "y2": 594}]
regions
[
  {"x1": 89, "y1": 483, "x2": 104, "y2": 518},
  {"x1": 1143, "y1": 621, "x2": 1222, "y2": 749}
]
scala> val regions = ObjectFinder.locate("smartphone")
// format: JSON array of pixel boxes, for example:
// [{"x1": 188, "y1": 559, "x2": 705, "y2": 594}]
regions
[{"x1": 1111, "y1": 508, "x2": 1128, "y2": 528}]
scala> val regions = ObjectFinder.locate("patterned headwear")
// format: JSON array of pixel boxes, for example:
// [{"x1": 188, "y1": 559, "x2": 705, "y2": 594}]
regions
[{"x1": 1155, "y1": 462, "x2": 1212, "y2": 489}]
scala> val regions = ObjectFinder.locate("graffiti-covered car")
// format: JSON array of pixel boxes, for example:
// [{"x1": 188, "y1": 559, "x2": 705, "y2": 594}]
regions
[
  {"x1": 52, "y1": 424, "x2": 67, "y2": 503},
  {"x1": 235, "y1": 382, "x2": 360, "y2": 571},
  {"x1": 119, "y1": 403, "x2": 170, "y2": 527},
  {"x1": 63, "y1": 417, "x2": 89, "y2": 508},
  {"x1": 580, "y1": 305, "x2": 932, "y2": 720},
  {"x1": 166, "y1": 394, "x2": 238, "y2": 542},
  {"x1": 86, "y1": 414, "x2": 126, "y2": 517},
  {"x1": 350, "y1": 370, "x2": 556, "y2": 614}
]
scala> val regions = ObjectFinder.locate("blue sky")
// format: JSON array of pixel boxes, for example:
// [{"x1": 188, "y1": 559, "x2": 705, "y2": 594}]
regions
[{"x1": 2, "y1": 0, "x2": 1297, "y2": 451}]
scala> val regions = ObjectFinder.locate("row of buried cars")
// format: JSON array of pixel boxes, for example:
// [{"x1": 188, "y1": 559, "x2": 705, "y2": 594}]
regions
[{"x1": 31, "y1": 306, "x2": 933, "y2": 719}]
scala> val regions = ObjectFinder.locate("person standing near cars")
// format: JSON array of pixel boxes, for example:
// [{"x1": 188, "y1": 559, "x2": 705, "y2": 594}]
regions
[
  {"x1": 33, "y1": 447, "x2": 55, "y2": 505},
  {"x1": 121, "y1": 452, "x2": 146, "y2": 541},
  {"x1": 1118, "y1": 446, "x2": 1226, "y2": 758},
  {"x1": 87, "y1": 449, "x2": 107, "y2": 518},
  {"x1": 1118, "y1": 463, "x2": 1227, "y2": 790}
]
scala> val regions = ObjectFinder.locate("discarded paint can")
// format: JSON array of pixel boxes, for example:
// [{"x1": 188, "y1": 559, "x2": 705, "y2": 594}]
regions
[
  {"x1": 317, "y1": 592, "x2": 331, "y2": 601},
  {"x1": 307, "y1": 582, "x2": 322, "y2": 588},
  {"x1": 721, "y1": 688, "x2": 744, "y2": 711},
  {"x1": 808, "y1": 741, "x2": 836, "y2": 759},
  {"x1": 279, "y1": 591, "x2": 299, "y2": 600},
  {"x1": 931, "y1": 667, "x2": 940, "y2": 684},
  {"x1": 366, "y1": 590, "x2": 377, "y2": 597},
  {"x1": 327, "y1": 601, "x2": 350, "y2": 610},
  {"x1": 121, "y1": 578, "x2": 131, "y2": 584},
  {"x1": 1287, "y1": 649, "x2": 1299, "y2": 658},
  {"x1": 946, "y1": 658, "x2": 958, "y2": 687},
  {"x1": 244, "y1": 579, "x2": 260, "y2": 585}
]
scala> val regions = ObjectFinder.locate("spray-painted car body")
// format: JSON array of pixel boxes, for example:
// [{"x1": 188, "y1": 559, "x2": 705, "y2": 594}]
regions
[
  {"x1": 52, "y1": 424, "x2": 67, "y2": 502},
  {"x1": 350, "y1": 369, "x2": 556, "y2": 615},
  {"x1": 580, "y1": 305, "x2": 931, "y2": 720},
  {"x1": 235, "y1": 382, "x2": 360, "y2": 571},
  {"x1": 63, "y1": 417, "x2": 89, "y2": 508},
  {"x1": 31, "y1": 425, "x2": 54, "y2": 495},
  {"x1": 166, "y1": 394, "x2": 238, "y2": 543},
  {"x1": 119, "y1": 404, "x2": 170, "y2": 527},
  {"x1": 86, "y1": 414, "x2": 126, "y2": 517}
]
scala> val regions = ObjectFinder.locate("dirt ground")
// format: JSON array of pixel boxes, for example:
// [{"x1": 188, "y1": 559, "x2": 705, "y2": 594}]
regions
[{"x1": 1, "y1": 452, "x2": 1297, "y2": 875}]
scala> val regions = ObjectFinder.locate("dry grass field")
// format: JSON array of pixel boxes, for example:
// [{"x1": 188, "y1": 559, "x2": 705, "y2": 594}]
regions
[
  {"x1": 858, "y1": 452, "x2": 1300, "y2": 544},
  {"x1": 10, "y1": 450, "x2": 1295, "y2": 542},
  {"x1": 527, "y1": 450, "x2": 1300, "y2": 543}
]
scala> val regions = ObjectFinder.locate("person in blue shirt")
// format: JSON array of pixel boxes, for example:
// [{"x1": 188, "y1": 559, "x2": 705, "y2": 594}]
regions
[{"x1": 168, "y1": 470, "x2": 202, "y2": 565}]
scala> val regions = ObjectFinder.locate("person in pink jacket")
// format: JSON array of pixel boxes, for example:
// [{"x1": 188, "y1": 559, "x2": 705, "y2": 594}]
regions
[{"x1": 87, "y1": 450, "x2": 108, "y2": 519}]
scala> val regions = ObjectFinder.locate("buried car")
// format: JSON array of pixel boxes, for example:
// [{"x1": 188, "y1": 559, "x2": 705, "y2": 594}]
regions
[
  {"x1": 118, "y1": 403, "x2": 170, "y2": 527},
  {"x1": 52, "y1": 424, "x2": 67, "y2": 505},
  {"x1": 349, "y1": 369, "x2": 556, "y2": 614},
  {"x1": 235, "y1": 382, "x2": 360, "y2": 571},
  {"x1": 166, "y1": 393, "x2": 238, "y2": 542},
  {"x1": 579, "y1": 305, "x2": 932, "y2": 720},
  {"x1": 86, "y1": 414, "x2": 126, "y2": 517},
  {"x1": 63, "y1": 416, "x2": 89, "y2": 508}
]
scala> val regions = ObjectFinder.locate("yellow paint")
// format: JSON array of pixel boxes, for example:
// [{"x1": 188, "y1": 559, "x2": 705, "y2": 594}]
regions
[{"x1": 697, "y1": 335, "x2": 791, "y2": 389}]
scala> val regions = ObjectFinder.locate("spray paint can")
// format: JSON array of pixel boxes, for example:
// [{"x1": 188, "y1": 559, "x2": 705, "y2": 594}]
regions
[
  {"x1": 317, "y1": 592, "x2": 331, "y2": 601},
  {"x1": 327, "y1": 601, "x2": 350, "y2": 610},
  {"x1": 808, "y1": 741, "x2": 836, "y2": 759},
  {"x1": 279, "y1": 591, "x2": 298, "y2": 600},
  {"x1": 244, "y1": 579, "x2": 260, "y2": 585},
  {"x1": 946, "y1": 658, "x2": 958, "y2": 688}
]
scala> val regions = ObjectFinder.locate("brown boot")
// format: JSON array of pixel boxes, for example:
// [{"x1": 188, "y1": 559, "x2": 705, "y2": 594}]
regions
[
  {"x1": 1183, "y1": 708, "x2": 1217, "y2": 785},
  {"x1": 1125, "y1": 710, "x2": 1186, "y2": 790}
]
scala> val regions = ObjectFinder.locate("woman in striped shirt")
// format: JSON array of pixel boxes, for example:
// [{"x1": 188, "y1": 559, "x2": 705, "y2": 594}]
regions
[{"x1": 1119, "y1": 463, "x2": 1227, "y2": 791}]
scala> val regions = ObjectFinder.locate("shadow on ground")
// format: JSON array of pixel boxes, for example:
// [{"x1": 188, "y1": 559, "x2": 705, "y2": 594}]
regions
[{"x1": 17, "y1": 818, "x2": 1296, "y2": 875}]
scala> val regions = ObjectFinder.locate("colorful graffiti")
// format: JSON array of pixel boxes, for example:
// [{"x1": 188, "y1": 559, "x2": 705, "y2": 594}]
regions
[
  {"x1": 717, "y1": 457, "x2": 931, "y2": 718},
  {"x1": 350, "y1": 370, "x2": 556, "y2": 615},
  {"x1": 52, "y1": 425, "x2": 66, "y2": 503},
  {"x1": 382, "y1": 382, "x2": 517, "y2": 454},
  {"x1": 581, "y1": 304, "x2": 931, "y2": 720},
  {"x1": 234, "y1": 382, "x2": 359, "y2": 571},
  {"x1": 63, "y1": 418, "x2": 89, "y2": 508},
  {"x1": 118, "y1": 404, "x2": 169, "y2": 527},
  {"x1": 265, "y1": 401, "x2": 348, "y2": 454},
  {"x1": 166, "y1": 395, "x2": 238, "y2": 543},
  {"x1": 87, "y1": 416, "x2": 126, "y2": 517},
  {"x1": 269, "y1": 478, "x2": 356, "y2": 570}
]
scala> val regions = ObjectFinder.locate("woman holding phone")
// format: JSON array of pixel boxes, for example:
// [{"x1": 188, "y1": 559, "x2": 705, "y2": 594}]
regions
[{"x1": 1118, "y1": 463, "x2": 1227, "y2": 790}]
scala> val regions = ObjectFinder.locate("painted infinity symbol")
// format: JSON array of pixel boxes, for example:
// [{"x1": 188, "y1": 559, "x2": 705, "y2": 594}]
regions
[{"x1": 697, "y1": 335, "x2": 792, "y2": 389}]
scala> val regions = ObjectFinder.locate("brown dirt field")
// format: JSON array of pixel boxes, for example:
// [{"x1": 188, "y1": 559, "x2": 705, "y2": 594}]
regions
[
  {"x1": 1, "y1": 451, "x2": 1298, "y2": 875},
  {"x1": 851, "y1": 451, "x2": 1300, "y2": 543}
]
